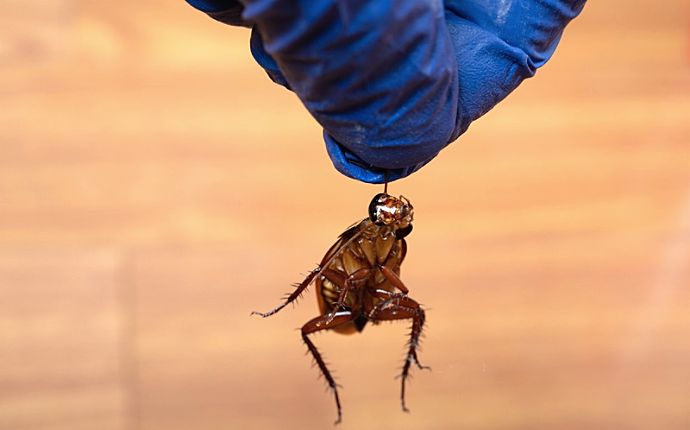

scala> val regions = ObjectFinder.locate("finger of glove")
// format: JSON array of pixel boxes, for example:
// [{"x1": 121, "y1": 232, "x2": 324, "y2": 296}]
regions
[
  {"x1": 242, "y1": 0, "x2": 460, "y2": 184},
  {"x1": 445, "y1": 0, "x2": 586, "y2": 137},
  {"x1": 446, "y1": 0, "x2": 587, "y2": 67}
]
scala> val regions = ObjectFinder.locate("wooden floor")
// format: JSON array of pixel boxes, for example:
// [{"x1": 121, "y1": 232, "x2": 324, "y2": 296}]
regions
[{"x1": 1, "y1": 1, "x2": 689, "y2": 429}]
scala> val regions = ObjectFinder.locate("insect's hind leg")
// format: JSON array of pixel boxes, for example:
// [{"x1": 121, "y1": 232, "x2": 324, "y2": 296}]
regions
[
  {"x1": 302, "y1": 311, "x2": 354, "y2": 424},
  {"x1": 251, "y1": 266, "x2": 321, "y2": 317},
  {"x1": 369, "y1": 296, "x2": 429, "y2": 412}
]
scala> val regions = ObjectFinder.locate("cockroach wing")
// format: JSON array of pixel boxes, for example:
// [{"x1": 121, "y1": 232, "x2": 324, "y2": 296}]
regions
[{"x1": 318, "y1": 218, "x2": 370, "y2": 268}]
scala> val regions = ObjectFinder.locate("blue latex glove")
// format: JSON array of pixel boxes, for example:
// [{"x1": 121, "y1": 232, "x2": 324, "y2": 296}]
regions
[{"x1": 187, "y1": 0, "x2": 586, "y2": 183}]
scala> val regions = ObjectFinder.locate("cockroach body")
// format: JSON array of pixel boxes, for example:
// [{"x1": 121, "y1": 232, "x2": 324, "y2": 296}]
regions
[{"x1": 252, "y1": 193, "x2": 428, "y2": 424}]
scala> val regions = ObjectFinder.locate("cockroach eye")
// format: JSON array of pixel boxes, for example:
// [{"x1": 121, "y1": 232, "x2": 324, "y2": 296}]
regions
[{"x1": 368, "y1": 193, "x2": 388, "y2": 224}]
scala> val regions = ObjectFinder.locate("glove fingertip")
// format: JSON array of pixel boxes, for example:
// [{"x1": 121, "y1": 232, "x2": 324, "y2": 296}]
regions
[{"x1": 324, "y1": 133, "x2": 429, "y2": 184}]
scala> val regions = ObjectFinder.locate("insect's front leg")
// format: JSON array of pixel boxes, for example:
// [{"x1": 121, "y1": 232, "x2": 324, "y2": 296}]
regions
[
  {"x1": 321, "y1": 268, "x2": 371, "y2": 324},
  {"x1": 251, "y1": 266, "x2": 321, "y2": 318}
]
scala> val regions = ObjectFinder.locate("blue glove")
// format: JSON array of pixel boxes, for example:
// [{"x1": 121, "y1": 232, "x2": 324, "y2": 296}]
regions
[{"x1": 187, "y1": 0, "x2": 586, "y2": 183}]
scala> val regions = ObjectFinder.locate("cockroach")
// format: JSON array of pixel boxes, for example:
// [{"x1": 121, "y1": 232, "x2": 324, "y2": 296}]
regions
[{"x1": 252, "y1": 191, "x2": 428, "y2": 424}]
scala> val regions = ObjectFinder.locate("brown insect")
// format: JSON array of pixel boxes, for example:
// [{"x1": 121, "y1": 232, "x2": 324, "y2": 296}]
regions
[{"x1": 252, "y1": 192, "x2": 429, "y2": 423}]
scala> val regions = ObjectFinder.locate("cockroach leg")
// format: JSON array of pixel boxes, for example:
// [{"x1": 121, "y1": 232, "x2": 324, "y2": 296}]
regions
[
  {"x1": 367, "y1": 289, "x2": 407, "y2": 318},
  {"x1": 302, "y1": 311, "x2": 354, "y2": 424},
  {"x1": 324, "y1": 268, "x2": 371, "y2": 324},
  {"x1": 251, "y1": 266, "x2": 321, "y2": 318},
  {"x1": 378, "y1": 265, "x2": 409, "y2": 294},
  {"x1": 370, "y1": 297, "x2": 429, "y2": 412},
  {"x1": 320, "y1": 268, "x2": 347, "y2": 288}
]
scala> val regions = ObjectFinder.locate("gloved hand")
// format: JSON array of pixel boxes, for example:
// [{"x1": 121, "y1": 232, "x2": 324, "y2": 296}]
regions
[{"x1": 187, "y1": 0, "x2": 586, "y2": 183}]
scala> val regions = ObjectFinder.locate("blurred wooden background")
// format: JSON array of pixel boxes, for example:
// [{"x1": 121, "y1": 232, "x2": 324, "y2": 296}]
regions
[{"x1": 1, "y1": 1, "x2": 689, "y2": 429}]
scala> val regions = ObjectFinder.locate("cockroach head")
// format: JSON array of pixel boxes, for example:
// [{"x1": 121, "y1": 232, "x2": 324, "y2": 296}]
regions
[{"x1": 368, "y1": 193, "x2": 414, "y2": 238}]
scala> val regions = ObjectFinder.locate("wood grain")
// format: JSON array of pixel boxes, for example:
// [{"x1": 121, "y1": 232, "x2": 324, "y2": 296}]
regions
[
  {"x1": 1, "y1": 1, "x2": 689, "y2": 429},
  {"x1": 0, "y1": 248, "x2": 128, "y2": 430}
]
